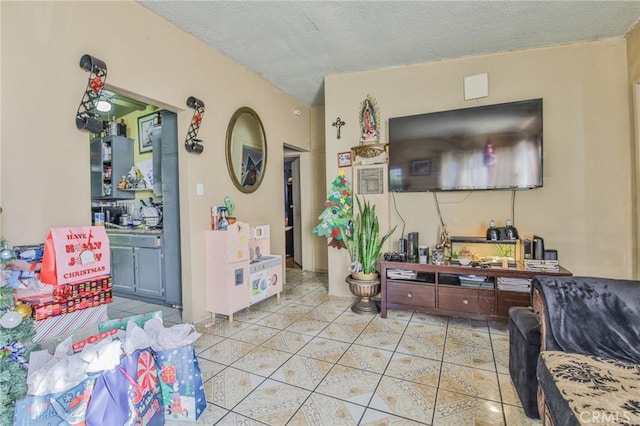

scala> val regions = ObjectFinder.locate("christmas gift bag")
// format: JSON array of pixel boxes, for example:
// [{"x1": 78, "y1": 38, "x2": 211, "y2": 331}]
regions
[
  {"x1": 154, "y1": 344, "x2": 206, "y2": 422},
  {"x1": 40, "y1": 226, "x2": 109, "y2": 286},
  {"x1": 14, "y1": 376, "x2": 97, "y2": 425},
  {"x1": 85, "y1": 348, "x2": 163, "y2": 426}
]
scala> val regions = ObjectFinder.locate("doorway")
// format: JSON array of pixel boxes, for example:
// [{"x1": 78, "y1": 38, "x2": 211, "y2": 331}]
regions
[
  {"x1": 284, "y1": 157, "x2": 301, "y2": 269},
  {"x1": 89, "y1": 90, "x2": 182, "y2": 307}
]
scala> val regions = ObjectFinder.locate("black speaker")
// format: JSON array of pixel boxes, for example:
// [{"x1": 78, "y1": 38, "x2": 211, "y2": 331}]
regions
[
  {"x1": 523, "y1": 239, "x2": 532, "y2": 259},
  {"x1": 398, "y1": 238, "x2": 407, "y2": 256},
  {"x1": 407, "y1": 232, "x2": 419, "y2": 263}
]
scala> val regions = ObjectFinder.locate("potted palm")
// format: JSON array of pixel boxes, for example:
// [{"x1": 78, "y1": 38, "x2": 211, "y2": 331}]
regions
[{"x1": 342, "y1": 195, "x2": 396, "y2": 313}]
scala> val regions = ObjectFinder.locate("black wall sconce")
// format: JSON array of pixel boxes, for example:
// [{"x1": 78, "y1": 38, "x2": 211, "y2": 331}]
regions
[
  {"x1": 75, "y1": 54, "x2": 108, "y2": 134},
  {"x1": 185, "y1": 96, "x2": 205, "y2": 154}
]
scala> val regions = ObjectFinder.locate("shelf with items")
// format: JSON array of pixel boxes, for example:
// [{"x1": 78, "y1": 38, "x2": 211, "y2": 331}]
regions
[{"x1": 90, "y1": 135, "x2": 134, "y2": 200}]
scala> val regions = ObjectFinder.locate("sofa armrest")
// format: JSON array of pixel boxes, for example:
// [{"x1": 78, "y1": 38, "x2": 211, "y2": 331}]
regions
[
  {"x1": 532, "y1": 287, "x2": 548, "y2": 351},
  {"x1": 531, "y1": 281, "x2": 563, "y2": 352}
]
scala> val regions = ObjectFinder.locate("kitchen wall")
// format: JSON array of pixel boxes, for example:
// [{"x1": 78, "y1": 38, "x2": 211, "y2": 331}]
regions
[
  {"x1": 324, "y1": 39, "x2": 635, "y2": 296},
  {"x1": 0, "y1": 1, "x2": 314, "y2": 322}
]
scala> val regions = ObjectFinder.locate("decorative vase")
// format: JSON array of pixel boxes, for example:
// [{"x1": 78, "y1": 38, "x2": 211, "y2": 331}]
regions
[{"x1": 346, "y1": 274, "x2": 381, "y2": 314}]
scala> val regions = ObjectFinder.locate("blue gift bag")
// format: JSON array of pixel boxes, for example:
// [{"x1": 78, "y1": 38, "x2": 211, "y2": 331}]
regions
[
  {"x1": 85, "y1": 348, "x2": 163, "y2": 426},
  {"x1": 154, "y1": 345, "x2": 206, "y2": 421},
  {"x1": 14, "y1": 377, "x2": 97, "y2": 425}
]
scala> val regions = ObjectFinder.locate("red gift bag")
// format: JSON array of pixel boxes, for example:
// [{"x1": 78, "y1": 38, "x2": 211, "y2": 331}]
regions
[{"x1": 40, "y1": 226, "x2": 110, "y2": 285}]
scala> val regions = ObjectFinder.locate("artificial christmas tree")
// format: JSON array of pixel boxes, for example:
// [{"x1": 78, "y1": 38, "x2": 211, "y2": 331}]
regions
[
  {"x1": 0, "y1": 242, "x2": 36, "y2": 425},
  {"x1": 312, "y1": 170, "x2": 353, "y2": 249}
]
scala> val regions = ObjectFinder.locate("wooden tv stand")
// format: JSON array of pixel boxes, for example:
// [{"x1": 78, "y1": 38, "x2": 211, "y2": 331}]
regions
[{"x1": 380, "y1": 260, "x2": 572, "y2": 322}]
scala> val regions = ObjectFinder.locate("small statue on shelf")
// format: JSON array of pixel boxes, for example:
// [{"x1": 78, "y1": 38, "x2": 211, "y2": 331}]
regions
[
  {"x1": 435, "y1": 224, "x2": 452, "y2": 261},
  {"x1": 117, "y1": 175, "x2": 128, "y2": 189}
]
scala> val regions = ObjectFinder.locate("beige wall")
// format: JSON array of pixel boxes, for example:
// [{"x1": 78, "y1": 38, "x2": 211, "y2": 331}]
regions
[
  {"x1": 0, "y1": 1, "x2": 312, "y2": 322},
  {"x1": 309, "y1": 106, "x2": 328, "y2": 271},
  {"x1": 627, "y1": 21, "x2": 640, "y2": 279},
  {"x1": 324, "y1": 40, "x2": 634, "y2": 295},
  {"x1": 628, "y1": 21, "x2": 640, "y2": 82}
]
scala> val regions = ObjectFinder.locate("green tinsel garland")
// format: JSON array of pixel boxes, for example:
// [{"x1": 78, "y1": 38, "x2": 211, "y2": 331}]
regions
[{"x1": 0, "y1": 285, "x2": 35, "y2": 425}]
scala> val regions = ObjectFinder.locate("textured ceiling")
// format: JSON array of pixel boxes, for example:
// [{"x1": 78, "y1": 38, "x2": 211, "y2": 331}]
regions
[{"x1": 139, "y1": 1, "x2": 640, "y2": 106}]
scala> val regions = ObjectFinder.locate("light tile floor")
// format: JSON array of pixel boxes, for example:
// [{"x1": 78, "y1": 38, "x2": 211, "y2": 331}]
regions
[{"x1": 88, "y1": 269, "x2": 542, "y2": 425}]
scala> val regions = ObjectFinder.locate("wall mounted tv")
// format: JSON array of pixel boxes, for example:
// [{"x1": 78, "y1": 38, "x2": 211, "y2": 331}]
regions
[{"x1": 388, "y1": 98, "x2": 543, "y2": 192}]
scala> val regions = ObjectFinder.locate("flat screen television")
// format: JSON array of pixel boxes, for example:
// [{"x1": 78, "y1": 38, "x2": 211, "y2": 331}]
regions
[{"x1": 388, "y1": 98, "x2": 543, "y2": 192}]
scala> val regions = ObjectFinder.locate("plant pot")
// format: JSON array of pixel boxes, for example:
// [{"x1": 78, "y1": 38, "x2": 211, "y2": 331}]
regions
[
  {"x1": 351, "y1": 271, "x2": 379, "y2": 281},
  {"x1": 346, "y1": 274, "x2": 381, "y2": 314}
]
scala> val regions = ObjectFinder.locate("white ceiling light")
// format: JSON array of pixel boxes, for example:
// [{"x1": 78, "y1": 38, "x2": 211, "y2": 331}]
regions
[{"x1": 95, "y1": 98, "x2": 112, "y2": 112}]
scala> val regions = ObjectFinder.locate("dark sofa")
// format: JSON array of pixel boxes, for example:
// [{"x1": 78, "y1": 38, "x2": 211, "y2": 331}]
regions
[{"x1": 532, "y1": 276, "x2": 640, "y2": 426}]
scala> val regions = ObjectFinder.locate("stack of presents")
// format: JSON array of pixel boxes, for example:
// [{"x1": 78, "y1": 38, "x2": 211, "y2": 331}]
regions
[
  {"x1": 7, "y1": 226, "x2": 205, "y2": 424},
  {"x1": 11, "y1": 227, "x2": 114, "y2": 343}
]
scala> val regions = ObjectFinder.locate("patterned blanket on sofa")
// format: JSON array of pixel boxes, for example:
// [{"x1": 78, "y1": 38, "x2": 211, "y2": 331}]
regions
[{"x1": 538, "y1": 351, "x2": 640, "y2": 426}]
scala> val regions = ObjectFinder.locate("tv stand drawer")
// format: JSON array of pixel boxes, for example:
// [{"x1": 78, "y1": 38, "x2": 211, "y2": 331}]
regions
[
  {"x1": 438, "y1": 287, "x2": 494, "y2": 314},
  {"x1": 387, "y1": 282, "x2": 435, "y2": 308}
]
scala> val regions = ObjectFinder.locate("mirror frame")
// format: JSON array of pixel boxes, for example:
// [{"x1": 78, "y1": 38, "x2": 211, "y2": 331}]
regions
[{"x1": 225, "y1": 107, "x2": 267, "y2": 194}]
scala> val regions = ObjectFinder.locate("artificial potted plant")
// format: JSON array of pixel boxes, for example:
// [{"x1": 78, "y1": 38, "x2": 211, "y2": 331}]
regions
[{"x1": 342, "y1": 195, "x2": 397, "y2": 313}]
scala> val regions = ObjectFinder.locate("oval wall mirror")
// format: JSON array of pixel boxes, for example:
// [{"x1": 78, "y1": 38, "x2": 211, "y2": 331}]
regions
[{"x1": 225, "y1": 107, "x2": 267, "y2": 193}]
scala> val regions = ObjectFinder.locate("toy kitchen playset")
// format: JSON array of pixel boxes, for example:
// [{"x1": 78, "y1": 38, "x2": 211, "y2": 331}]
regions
[{"x1": 205, "y1": 223, "x2": 282, "y2": 322}]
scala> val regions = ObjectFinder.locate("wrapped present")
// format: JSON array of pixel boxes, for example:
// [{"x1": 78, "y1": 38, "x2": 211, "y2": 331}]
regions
[
  {"x1": 98, "y1": 310, "x2": 163, "y2": 334},
  {"x1": 29, "y1": 289, "x2": 112, "y2": 321},
  {"x1": 32, "y1": 304, "x2": 108, "y2": 343},
  {"x1": 13, "y1": 244, "x2": 45, "y2": 263},
  {"x1": 86, "y1": 349, "x2": 163, "y2": 425},
  {"x1": 72, "y1": 328, "x2": 120, "y2": 353},
  {"x1": 13, "y1": 281, "x2": 54, "y2": 302},
  {"x1": 53, "y1": 275, "x2": 112, "y2": 299},
  {"x1": 155, "y1": 345, "x2": 206, "y2": 421}
]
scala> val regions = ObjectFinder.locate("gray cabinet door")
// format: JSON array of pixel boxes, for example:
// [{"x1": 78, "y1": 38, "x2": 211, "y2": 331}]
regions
[
  {"x1": 161, "y1": 152, "x2": 181, "y2": 306},
  {"x1": 90, "y1": 136, "x2": 134, "y2": 200},
  {"x1": 111, "y1": 246, "x2": 135, "y2": 294},
  {"x1": 135, "y1": 247, "x2": 164, "y2": 299}
]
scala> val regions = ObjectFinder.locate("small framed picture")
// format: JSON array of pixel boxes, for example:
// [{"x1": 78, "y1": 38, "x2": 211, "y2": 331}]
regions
[
  {"x1": 411, "y1": 159, "x2": 431, "y2": 176},
  {"x1": 137, "y1": 112, "x2": 157, "y2": 154},
  {"x1": 337, "y1": 151, "x2": 352, "y2": 168}
]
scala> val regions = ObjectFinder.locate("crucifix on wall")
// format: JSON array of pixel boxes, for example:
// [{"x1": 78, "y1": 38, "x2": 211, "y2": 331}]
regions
[{"x1": 332, "y1": 117, "x2": 345, "y2": 139}]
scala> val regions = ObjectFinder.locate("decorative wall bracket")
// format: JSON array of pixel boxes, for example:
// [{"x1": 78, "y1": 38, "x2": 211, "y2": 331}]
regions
[
  {"x1": 185, "y1": 96, "x2": 205, "y2": 154},
  {"x1": 352, "y1": 143, "x2": 387, "y2": 159},
  {"x1": 75, "y1": 54, "x2": 107, "y2": 134}
]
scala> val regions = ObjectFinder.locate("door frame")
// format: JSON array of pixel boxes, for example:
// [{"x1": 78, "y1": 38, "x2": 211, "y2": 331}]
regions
[{"x1": 284, "y1": 145, "x2": 312, "y2": 270}]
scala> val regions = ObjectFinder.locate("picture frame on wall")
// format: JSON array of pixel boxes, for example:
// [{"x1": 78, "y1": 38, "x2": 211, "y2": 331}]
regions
[
  {"x1": 337, "y1": 151, "x2": 352, "y2": 168},
  {"x1": 357, "y1": 167, "x2": 384, "y2": 195},
  {"x1": 137, "y1": 112, "x2": 157, "y2": 154}
]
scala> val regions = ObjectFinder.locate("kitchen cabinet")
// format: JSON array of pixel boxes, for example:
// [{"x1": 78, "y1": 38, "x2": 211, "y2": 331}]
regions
[
  {"x1": 108, "y1": 231, "x2": 164, "y2": 303},
  {"x1": 111, "y1": 245, "x2": 135, "y2": 293},
  {"x1": 90, "y1": 135, "x2": 134, "y2": 200},
  {"x1": 134, "y1": 247, "x2": 163, "y2": 299}
]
